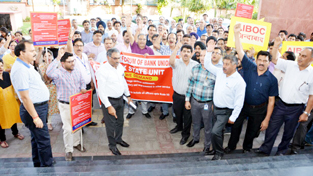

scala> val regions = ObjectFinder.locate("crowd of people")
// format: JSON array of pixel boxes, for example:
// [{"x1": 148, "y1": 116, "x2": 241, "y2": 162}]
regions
[{"x1": 0, "y1": 13, "x2": 313, "y2": 167}]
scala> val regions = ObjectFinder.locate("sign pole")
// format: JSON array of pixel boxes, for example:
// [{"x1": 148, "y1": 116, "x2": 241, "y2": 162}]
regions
[{"x1": 80, "y1": 130, "x2": 83, "y2": 152}]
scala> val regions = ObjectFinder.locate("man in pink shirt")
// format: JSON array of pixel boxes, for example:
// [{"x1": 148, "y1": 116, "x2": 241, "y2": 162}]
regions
[{"x1": 83, "y1": 30, "x2": 105, "y2": 60}]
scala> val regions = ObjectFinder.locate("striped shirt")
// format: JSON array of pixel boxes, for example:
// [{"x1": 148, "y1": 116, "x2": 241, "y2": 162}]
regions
[
  {"x1": 185, "y1": 64, "x2": 216, "y2": 102},
  {"x1": 46, "y1": 59, "x2": 86, "y2": 102},
  {"x1": 158, "y1": 45, "x2": 180, "y2": 56}
]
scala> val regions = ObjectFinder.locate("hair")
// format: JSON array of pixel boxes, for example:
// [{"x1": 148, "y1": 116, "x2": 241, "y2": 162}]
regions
[
  {"x1": 268, "y1": 41, "x2": 274, "y2": 47},
  {"x1": 136, "y1": 14, "x2": 143, "y2": 19},
  {"x1": 178, "y1": 18, "x2": 183, "y2": 22},
  {"x1": 42, "y1": 49, "x2": 53, "y2": 57},
  {"x1": 212, "y1": 30, "x2": 219, "y2": 35},
  {"x1": 194, "y1": 41, "x2": 206, "y2": 50},
  {"x1": 14, "y1": 40, "x2": 33, "y2": 57},
  {"x1": 152, "y1": 34, "x2": 159, "y2": 40},
  {"x1": 224, "y1": 31, "x2": 229, "y2": 34},
  {"x1": 218, "y1": 27, "x2": 224, "y2": 31},
  {"x1": 206, "y1": 36, "x2": 217, "y2": 44},
  {"x1": 206, "y1": 24, "x2": 213, "y2": 29},
  {"x1": 60, "y1": 52, "x2": 73, "y2": 62},
  {"x1": 143, "y1": 16, "x2": 148, "y2": 19},
  {"x1": 96, "y1": 17, "x2": 102, "y2": 21},
  {"x1": 148, "y1": 19, "x2": 152, "y2": 22},
  {"x1": 107, "y1": 48, "x2": 120, "y2": 58},
  {"x1": 122, "y1": 30, "x2": 128, "y2": 37},
  {"x1": 257, "y1": 50, "x2": 272, "y2": 62},
  {"x1": 203, "y1": 14, "x2": 208, "y2": 17},
  {"x1": 223, "y1": 55, "x2": 238, "y2": 65},
  {"x1": 137, "y1": 33, "x2": 146, "y2": 40},
  {"x1": 0, "y1": 37, "x2": 4, "y2": 43},
  {"x1": 214, "y1": 47, "x2": 223, "y2": 54},
  {"x1": 0, "y1": 27, "x2": 8, "y2": 36},
  {"x1": 183, "y1": 34, "x2": 191, "y2": 39},
  {"x1": 103, "y1": 37, "x2": 113, "y2": 43},
  {"x1": 181, "y1": 44, "x2": 193, "y2": 53},
  {"x1": 0, "y1": 58, "x2": 3, "y2": 64},
  {"x1": 73, "y1": 38, "x2": 84, "y2": 46},
  {"x1": 288, "y1": 34, "x2": 297, "y2": 38},
  {"x1": 111, "y1": 17, "x2": 117, "y2": 21},
  {"x1": 90, "y1": 18, "x2": 96, "y2": 21},
  {"x1": 284, "y1": 51, "x2": 296, "y2": 61},
  {"x1": 279, "y1": 30, "x2": 288, "y2": 35},
  {"x1": 298, "y1": 32, "x2": 306, "y2": 39},
  {"x1": 113, "y1": 21, "x2": 121, "y2": 26},
  {"x1": 297, "y1": 36, "x2": 304, "y2": 41},
  {"x1": 176, "y1": 29, "x2": 185, "y2": 35},
  {"x1": 148, "y1": 24, "x2": 157, "y2": 30},
  {"x1": 167, "y1": 33, "x2": 177, "y2": 41},
  {"x1": 28, "y1": 29, "x2": 32, "y2": 33},
  {"x1": 303, "y1": 47, "x2": 313, "y2": 58},
  {"x1": 93, "y1": 30, "x2": 103, "y2": 36},
  {"x1": 71, "y1": 19, "x2": 76, "y2": 22},
  {"x1": 217, "y1": 38, "x2": 225, "y2": 43},
  {"x1": 8, "y1": 40, "x2": 17, "y2": 48},
  {"x1": 82, "y1": 20, "x2": 90, "y2": 25},
  {"x1": 15, "y1": 31, "x2": 23, "y2": 36},
  {"x1": 74, "y1": 31, "x2": 82, "y2": 36}
]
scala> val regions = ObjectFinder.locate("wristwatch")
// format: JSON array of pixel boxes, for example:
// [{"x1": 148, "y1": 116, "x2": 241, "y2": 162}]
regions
[{"x1": 304, "y1": 111, "x2": 311, "y2": 117}]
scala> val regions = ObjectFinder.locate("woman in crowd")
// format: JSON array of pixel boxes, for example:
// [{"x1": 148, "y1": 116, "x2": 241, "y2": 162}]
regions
[
  {"x1": 0, "y1": 59, "x2": 24, "y2": 148},
  {"x1": 2, "y1": 40, "x2": 17, "y2": 73},
  {"x1": 0, "y1": 37, "x2": 5, "y2": 59},
  {"x1": 14, "y1": 31, "x2": 25, "y2": 43}
]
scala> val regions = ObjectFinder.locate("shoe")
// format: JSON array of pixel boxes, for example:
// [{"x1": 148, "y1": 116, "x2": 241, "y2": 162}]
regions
[
  {"x1": 110, "y1": 147, "x2": 121, "y2": 155},
  {"x1": 65, "y1": 152, "x2": 72, "y2": 161},
  {"x1": 170, "y1": 126, "x2": 182, "y2": 134},
  {"x1": 159, "y1": 113, "x2": 169, "y2": 120},
  {"x1": 117, "y1": 140, "x2": 130, "y2": 147},
  {"x1": 224, "y1": 147, "x2": 234, "y2": 154},
  {"x1": 86, "y1": 121, "x2": 97, "y2": 127},
  {"x1": 143, "y1": 113, "x2": 151, "y2": 118},
  {"x1": 243, "y1": 149, "x2": 252, "y2": 153},
  {"x1": 14, "y1": 133, "x2": 24, "y2": 140},
  {"x1": 148, "y1": 106, "x2": 155, "y2": 113},
  {"x1": 212, "y1": 154, "x2": 223, "y2": 160},
  {"x1": 205, "y1": 149, "x2": 215, "y2": 155},
  {"x1": 275, "y1": 152, "x2": 284, "y2": 156},
  {"x1": 74, "y1": 144, "x2": 87, "y2": 152},
  {"x1": 255, "y1": 149, "x2": 269, "y2": 156},
  {"x1": 290, "y1": 149, "x2": 298, "y2": 155},
  {"x1": 180, "y1": 137, "x2": 189, "y2": 145},
  {"x1": 186, "y1": 140, "x2": 199, "y2": 147},
  {"x1": 126, "y1": 114, "x2": 133, "y2": 119}
]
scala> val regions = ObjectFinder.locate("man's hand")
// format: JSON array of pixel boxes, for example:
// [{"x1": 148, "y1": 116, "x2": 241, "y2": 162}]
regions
[
  {"x1": 80, "y1": 89, "x2": 87, "y2": 94},
  {"x1": 108, "y1": 106, "x2": 117, "y2": 119},
  {"x1": 299, "y1": 113, "x2": 309, "y2": 122},
  {"x1": 233, "y1": 23, "x2": 241, "y2": 34},
  {"x1": 247, "y1": 47, "x2": 255, "y2": 57},
  {"x1": 144, "y1": 53, "x2": 150, "y2": 57},
  {"x1": 125, "y1": 15, "x2": 132, "y2": 27},
  {"x1": 6, "y1": 34, "x2": 12, "y2": 42},
  {"x1": 185, "y1": 101, "x2": 191, "y2": 110},
  {"x1": 88, "y1": 53, "x2": 96, "y2": 59},
  {"x1": 260, "y1": 119, "x2": 269, "y2": 131},
  {"x1": 175, "y1": 41, "x2": 182, "y2": 50},
  {"x1": 274, "y1": 36, "x2": 282, "y2": 48},
  {"x1": 69, "y1": 27, "x2": 74, "y2": 39},
  {"x1": 207, "y1": 40, "x2": 215, "y2": 52},
  {"x1": 127, "y1": 97, "x2": 133, "y2": 105},
  {"x1": 228, "y1": 119, "x2": 234, "y2": 124},
  {"x1": 33, "y1": 117, "x2": 43, "y2": 128}
]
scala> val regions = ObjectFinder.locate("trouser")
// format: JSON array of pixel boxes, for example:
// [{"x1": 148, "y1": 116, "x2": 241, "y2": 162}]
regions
[
  {"x1": 58, "y1": 102, "x2": 81, "y2": 153},
  {"x1": 228, "y1": 103, "x2": 267, "y2": 151},
  {"x1": 101, "y1": 97, "x2": 124, "y2": 149},
  {"x1": 212, "y1": 105, "x2": 233, "y2": 155},
  {"x1": 259, "y1": 99, "x2": 304, "y2": 155},
  {"x1": 190, "y1": 97, "x2": 213, "y2": 149},
  {"x1": 20, "y1": 103, "x2": 53, "y2": 167},
  {"x1": 149, "y1": 103, "x2": 169, "y2": 115},
  {"x1": 305, "y1": 124, "x2": 313, "y2": 144},
  {"x1": 292, "y1": 109, "x2": 313, "y2": 149},
  {"x1": 0, "y1": 123, "x2": 18, "y2": 141},
  {"x1": 173, "y1": 92, "x2": 192, "y2": 139},
  {"x1": 128, "y1": 101, "x2": 148, "y2": 114}
]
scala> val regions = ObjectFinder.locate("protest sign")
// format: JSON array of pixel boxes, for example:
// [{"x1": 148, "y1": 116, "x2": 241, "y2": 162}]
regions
[
  {"x1": 58, "y1": 19, "x2": 71, "y2": 45},
  {"x1": 281, "y1": 41, "x2": 313, "y2": 57},
  {"x1": 30, "y1": 12, "x2": 58, "y2": 46},
  {"x1": 235, "y1": 3, "x2": 254, "y2": 19},
  {"x1": 227, "y1": 16, "x2": 272, "y2": 51},
  {"x1": 70, "y1": 90, "x2": 92, "y2": 133}
]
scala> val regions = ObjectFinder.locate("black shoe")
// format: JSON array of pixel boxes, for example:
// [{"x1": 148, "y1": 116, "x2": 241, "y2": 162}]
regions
[
  {"x1": 243, "y1": 149, "x2": 253, "y2": 153},
  {"x1": 173, "y1": 118, "x2": 177, "y2": 123},
  {"x1": 110, "y1": 147, "x2": 121, "y2": 155},
  {"x1": 170, "y1": 126, "x2": 182, "y2": 134},
  {"x1": 143, "y1": 113, "x2": 151, "y2": 118},
  {"x1": 290, "y1": 149, "x2": 298, "y2": 155},
  {"x1": 180, "y1": 137, "x2": 189, "y2": 145},
  {"x1": 159, "y1": 113, "x2": 169, "y2": 120},
  {"x1": 148, "y1": 106, "x2": 155, "y2": 113},
  {"x1": 255, "y1": 149, "x2": 269, "y2": 156},
  {"x1": 212, "y1": 154, "x2": 223, "y2": 160},
  {"x1": 186, "y1": 140, "x2": 199, "y2": 147},
  {"x1": 117, "y1": 140, "x2": 130, "y2": 147},
  {"x1": 126, "y1": 114, "x2": 133, "y2": 119},
  {"x1": 205, "y1": 149, "x2": 215, "y2": 155},
  {"x1": 86, "y1": 121, "x2": 97, "y2": 127},
  {"x1": 224, "y1": 147, "x2": 234, "y2": 154}
]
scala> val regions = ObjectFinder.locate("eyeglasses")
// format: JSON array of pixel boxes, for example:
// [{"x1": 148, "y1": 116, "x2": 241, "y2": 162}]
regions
[
  {"x1": 74, "y1": 45, "x2": 84, "y2": 48},
  {"x1": 212, "y1": 52, "x2": 221, "y2": 55},
  {"x1": 112, "y1": 57, "x2": 120, "y2": 60}
]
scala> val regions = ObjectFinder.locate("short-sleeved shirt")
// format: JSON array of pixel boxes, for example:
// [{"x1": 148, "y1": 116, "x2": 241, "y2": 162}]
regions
[
  {"x1": 74, "y1": 53, "x2": 91, "y2": 84},
  {"x1": 81, "y1": 30, "x2": 93, "y2": 44},
  {"x1": 83, "y1": 42, "x2": 105, "y2": 60},
  {"x1": 10, "y1": 58, "x2": 50, "y2": 103},
  {"x1": 241, "y1": 54, "x2": 278, "y2": 105},
  {"x1": 116, "y1": 42, "x2": 132, "y2": 53},
  {"x1": 197, "y1": 27, "x2": 207, "y2": 37},
  {"x1": 130, "y1": 41, "x2": 154, "y2": 55}
]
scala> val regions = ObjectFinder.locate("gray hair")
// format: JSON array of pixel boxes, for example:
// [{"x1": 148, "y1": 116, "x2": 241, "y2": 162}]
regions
[
  {"x1": 303, "y1": 47, "x2": 313, "y2": 58},
  {"x1": 107, "y1": 48, "x2": 120, "y2": 58},
  {"x1": 137, "y1": 33, "x2": 146, "y2": 40},
  {"x1": 223, "y1": 55, "x2": 238, "y2": 65}
]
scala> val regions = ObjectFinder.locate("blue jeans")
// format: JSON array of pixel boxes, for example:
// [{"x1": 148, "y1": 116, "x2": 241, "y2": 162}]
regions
[
  {"x1": 150, "y1": 103, "x2": 169, "y2": 115},
  {"x1": 305, "y1": 125, "x2": 313, "y2": 144}
]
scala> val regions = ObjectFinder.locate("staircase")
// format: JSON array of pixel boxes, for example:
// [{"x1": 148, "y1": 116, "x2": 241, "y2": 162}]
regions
[{"x1": 1, "y1": 147, "x2": 313, "y2": 176}]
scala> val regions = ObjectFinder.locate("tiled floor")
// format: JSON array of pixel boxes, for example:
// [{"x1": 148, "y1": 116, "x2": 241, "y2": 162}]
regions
[{"x1": 0, "y1": 102, "x2": 285, "y2": 158}]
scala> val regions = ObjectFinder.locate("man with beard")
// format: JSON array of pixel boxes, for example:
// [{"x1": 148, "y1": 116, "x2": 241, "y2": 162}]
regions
[
  {"x1": 116, "y1": 30, "x2": 132, "y2": 53},
  {"x1": 96, "y1": 38, "x2": 114, "y2": 63},
  {"x1": 96, "y1": 21, "x2": 108, "y2": 42},
  {"x1": 83, "y1": 30, "x2": 105, "y2": 60},
  {"x1": 108, "y1": 30, "x2": 119, "y2": 47},
  {"x1": 191, "y1": 41, "x2": 206, "y2": 63},
  {"x1": 224, "y1": 23, "x2": 278, "y2": 154},
  {"x1": 106, "y1": 20, "x2": 114, "y2": 33},
  {"x1": 113, "y1": 21, "x2": 124, "y2": 44},
  {"x1": 183, "y1": 34, "x2": 191, "y2": 45},
  {"x1": 46, "y1": 52, "x2": 87, "y2": 161},
  {"x1": 81, "y1": 20, "x2": 93, "y2": 44}
]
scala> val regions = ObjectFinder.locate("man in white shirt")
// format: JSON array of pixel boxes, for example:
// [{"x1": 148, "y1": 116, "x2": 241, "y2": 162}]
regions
[
  {"x1": 204, "y1": 43, "x2": 246, "y2": 160},
  {"x1": 71, "y1": 19, "x2": 83, "y2": 32},
  {"x1": 256, "y1": 37, "x2": 313, "y2": 156},
  {"x1": 105, "y1": 20, "x2": 114, "y2": 33},
  {"x1": 96, "y1": 38, "x2": 114, "y2": 63},
  {"x1": 96, "y1": 48, "x2": 133, "y2": 156},
  {"x1": 132, "y1": 15, "x2": 148, "y2": 35}
]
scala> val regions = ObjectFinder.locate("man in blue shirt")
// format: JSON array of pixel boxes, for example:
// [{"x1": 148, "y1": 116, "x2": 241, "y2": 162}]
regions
[
  {"x1": 197, "y1": 20, "x2": 207, "y2": 37},
  {"x1": 81, "y1": 20, "x2": 93, "y2": 44},
  {"x1": 224, "y1": 24, "x2": 278, "y2": 154}
]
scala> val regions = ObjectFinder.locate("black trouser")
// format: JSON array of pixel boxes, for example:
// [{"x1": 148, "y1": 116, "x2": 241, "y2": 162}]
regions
[
  {"x1": 101, "y1": 97, "x2": 124, "y2": 149},
  {"x1": 292, "y1": 110, "x2": 313, "y2": 149},
  {"x1": 173, "y1": 92, "x2": 192, "y2": 139},
  {"x1": 0, "y1": 124, "x2": 18, "y2": 141},
  {"x1": 227, "y1": 103, "x2": 267, "y2": 151},
  {"x1": 20, "y1": 103, "x2": 53, "y2": 167}
]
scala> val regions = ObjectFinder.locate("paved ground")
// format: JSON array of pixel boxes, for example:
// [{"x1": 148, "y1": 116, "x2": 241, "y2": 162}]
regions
[{"x1": 0, "y1": 101, "x2": 284, "y2": 159}]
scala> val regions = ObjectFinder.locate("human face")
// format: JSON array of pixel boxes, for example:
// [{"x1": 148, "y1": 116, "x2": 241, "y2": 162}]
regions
[
  {"x1": 171, "y1": 20, "x2": 176, "y2": 27},
  {"x1": 168, "y1": 33, "x2": 176, "y2": 46},
  {"x1": 148, "y1": 20, "x2": 153, "y2": 25},
  {"x1": 288, "y1": 36, "x2": 296, "y2": 41},
  {"x1": 15, "y1": 33, "x2": 23, "y2": 41},
  {"x1": 256, "y1": 55, "x2": 270, "y2": 72},
  {"x1": 183, "y1": 37, "x2": 190, "y2": 45},
  {"x1": 223, "y1": 59, "x2": 237, "y2": 75},
  {"x1": 206, "y1": 25, "x2": 213, "y2": 34},
  {"x1": 195, "y1": 22, "x2": 200, "y2": 28},
  {"x1": 212, "y1": 48, "x2": 222, "y2": 63},
  {"x1": 111, "y1": 34, "x2": 117, "y2": 43},
  {"x1": 108, "y1": 52, "x2": 120, "y2": 68},
  {"x1": 213, "y1": 24, "x2": 218, "y2": 30},
  {"x1": 96, "y1": 18, "x2": 100, "y2": 22},
  {"x1": 63, "y1": 56, "x2": 75, "y2": 71},
  {"x1": 9, "y1": 41, "x2": 17, "y2": 53},
  {"x1": 177, "y1": 32, "x2": 183, "y2": 42},
  {"x1": 138, "y1": 35, "x2": 146, "y2": 49},
  {"x1": 190, "y1": 35, "x2": 197, "y2": 45},
  {"x1": 218, "y1": 28, "x2": 224, "y2": 35},
  {"x1": 104, "y1": 39, "x2": 113, "y2": 51},
  {"x1": 199, "y1": 50, "x2": 206, "y2": 65},
  {"x1": 90, "y1": 19, "x2": 96, "y2": 27},
  {"x1": 212, "y1": 32, "x2": 218, "y2": 38},
  {"x1": 83, "y1": 22, "x2": 90, "y2": 31},
  {"x1": 218, "y1": 19, "x2": 223, "y2": 26},
  {"x1": 162, "y1": 30, "x2": 168, "y2": 39},
  {"x1": 114, "y1": 23, "x2": 121, "y2": 32},
  {"x1": 200, "y1": 35, "x2": 207, "y2": 44},
  {"x1": 93, "y1": 33, "x2": 102, "y2": 44},
  {"x1": 159, "y1": 17, "x2": 165, "y2": 24},
  {"x1": 107, "y1": 21, "x2": 112, "y2": 29},
  {"x1": 112, "y1": 19, "x2": 116, "y2": 23},
  {"x1": 0, "y1": 62, "x2": 3, "y2": 74},
  {"x1": 158, "y1": 25, "x2": 163, "y2": 33},
  {"x1": 176, "y1": 24, "x2": 183, "y2": 31},
  {"x1": 189, "y1": 18, "x2": 194, "y2": 25},
  {"x1": 148, "y1": 27, "x2": 157, "y2": 37},
  {"x1": 298, "y1": 49, "x2": 313, "y2": 68},
  {"x1": 180, "y1": 48, "x2": 192, "y2": 62},
  {"x1": 74, "y1": 41, "x2": 84, "y2": 55},
  {"x1": 123, "y1": 33, "x2": 130, "y2": 44},
  {"x1": 72, "y1": 20, "x2": 77, "y2": 27},
  {"x1": 143, "y1": 17, "x2": 148, "y2": 24},
  {"x1": 194, "y1": 46, "x2": 202, "y2": 57},
  {"x1": 0, "y1": 31, "x2": 6, "y2": 38},
  {"x1": 224, "y1": 32, "x2": 229, "y2": 38},
  {"x1": 98, "y1": 25, "x2": 105, "y2": 32},
  {"x1": 121, "y1": 18, "x2": 126, "y2": 25},
  {"x1": 136, "y1": 17, "x2": 142, "y2": 24},
  {"x1": 279, "y1": 32, "x2": 286, "y2": 40},
  {"x1": 268, "y1": 46, "x2": 274, "y2": 55},
  {"x1": 44, "y1": 52, "x2": 53, "y2": 64},
  {"x1": 29, "y1": 30, "x2": 32, "y2": 39},
  {"x1": 187, "y1": 26, "x2": 193, "y2": 34},
  {"x1": 73, "y1": 34, "x2": 81, "y2": 41},
  {"x1": 217, "y1": 40, "x2": 225, "y2": 50},
  {"x1": 0, "y1": 39, "x2": 5, "y2": 47},
  {"x1": 21, "y1": 43, "x2": 37, "y2": 64},
  {"x1": 199, "y1": 20, "x2": 205, "y2": 28}
]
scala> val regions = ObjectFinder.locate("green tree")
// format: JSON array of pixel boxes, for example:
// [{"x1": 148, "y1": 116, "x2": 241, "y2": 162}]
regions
[
  {"x1": 52, "y1": 0, "x2": 61, "y2": 12},
  {"x1": 157, "y1": 0, "x2": 169, "y2": 14}
]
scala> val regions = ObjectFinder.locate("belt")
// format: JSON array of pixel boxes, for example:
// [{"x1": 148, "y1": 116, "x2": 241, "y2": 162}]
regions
[
  {"x1": 193, "y1": 96, "x2": 212, "y2": 103},
  {"x1": 108, "y1": 96, "x2": 123, "y2": 100},
  {"x1": 174, "y1": 91, "x2": 185, "y2": 97},
  {"x1": 33, "y1": 101, "x2": 48, "y2": 107},
  {"x1": 279, "y1": 98, "x2": 304, "y2": 107},
  {"x1": 245, "y1": 102, "x2": 267, "y2": 109},
  {"x1": 58, "y1": 100, "x2": 70, "y2": 104},
  {"x1": 214, "y1": 106, "x2": 232, "y2": 111}
]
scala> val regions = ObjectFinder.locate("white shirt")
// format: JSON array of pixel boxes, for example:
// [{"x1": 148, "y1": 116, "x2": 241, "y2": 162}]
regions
[
  {"x1": 275, "y1": 58, "x2": 313, "y2": 104},
  {"x1": 132, "y1": 24, "x2": 148, "y2": 35},
  {"x1": 204, "y1": 52, "x2": 246, "y2": 122},
  {"x1": 74, "y1": 53, "x2": 91, "y2": 84},
  {"x1": 96, "y1": 49, "x2": 108, "y2": 63},
  {"x1": 272, "y1": 68, "x2": 285, "y2": 92},
  {"x1": 95, "y1": 62, "x2": 130, "y2": 108},
  {"x1": 149, "y1": 46, "x2": 162, "y2": 55},
  {"x1": 72, "y1": 26, "x2": 83, "y2": 32}
]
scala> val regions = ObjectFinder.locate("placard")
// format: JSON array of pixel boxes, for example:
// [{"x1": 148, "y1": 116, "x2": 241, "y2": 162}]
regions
[
  {"x1": 235, "y1": 3, "x2": 254, "y2": 19},
  {"x1": 58, "y1": 19, "x2": 71, "y2": 46},
  {"x1": 281, "y1": 41, "x2": 313, "y2": 57}
]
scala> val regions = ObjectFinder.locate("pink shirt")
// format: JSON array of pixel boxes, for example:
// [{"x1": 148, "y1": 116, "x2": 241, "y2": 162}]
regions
[
  {"x1": 83, "y1": 42, "x2": 105, "y2": 60},
  {"x1": 116, "y1": 42, "x2": 132, "y2": 53}
]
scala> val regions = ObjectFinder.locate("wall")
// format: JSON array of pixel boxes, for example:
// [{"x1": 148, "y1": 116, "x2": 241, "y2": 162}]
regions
[{"x1": 258, "y1": 0, "x2": 313, "y2": 40}]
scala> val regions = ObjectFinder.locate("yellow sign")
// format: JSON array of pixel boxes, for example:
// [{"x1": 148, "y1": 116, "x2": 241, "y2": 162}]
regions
[
  {"x1": 125, "y1": 72, "x2": 159, "y2": 81},
  {"x1": 227, "y1": 16, "x2": 272, "y2": 51},
  {"x1": 280, "y1": 41, "x2": 313, "y2": 66}
]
